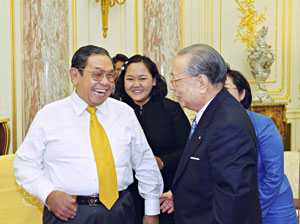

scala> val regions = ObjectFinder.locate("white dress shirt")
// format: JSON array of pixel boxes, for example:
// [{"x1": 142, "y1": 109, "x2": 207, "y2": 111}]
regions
[
  {"x1": 14, "y1": 91, "x2": 163, "y2": 215},
  {"x1": 195, "y1": 98, "x2": 214, "y2": 123}
]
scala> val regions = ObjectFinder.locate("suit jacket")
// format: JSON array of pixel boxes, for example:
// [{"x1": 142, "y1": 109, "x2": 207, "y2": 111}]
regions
[{"x1": 172, "y1": 88, "x2": 262, "y2": 224}]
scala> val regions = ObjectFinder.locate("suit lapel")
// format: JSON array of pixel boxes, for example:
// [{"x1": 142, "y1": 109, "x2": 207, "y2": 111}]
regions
[{"x1": 172, "y1": 88, "x2": 229, "y2": 186}]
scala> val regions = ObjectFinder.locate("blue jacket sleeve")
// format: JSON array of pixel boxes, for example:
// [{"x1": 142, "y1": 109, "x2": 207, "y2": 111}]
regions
[{"x1": 255, "y1": 115, "x2": 284, "y2": 218}]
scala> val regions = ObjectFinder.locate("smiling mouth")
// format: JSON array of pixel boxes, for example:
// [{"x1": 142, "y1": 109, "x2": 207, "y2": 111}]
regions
[
  {"x1": 133, "y1": 90, "x2": 142, "y2": 94},
  {"x1": 93, "y1": 89, "x2": 107, "y2": 95}
]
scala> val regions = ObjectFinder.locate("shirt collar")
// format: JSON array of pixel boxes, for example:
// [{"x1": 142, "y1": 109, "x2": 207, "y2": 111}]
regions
[
  {"x1": 195, "y1": 97, "x2": 214, "y2": 124},
  {"x1": 71, "y1": 90, "x2": 109, "y2": 116}
]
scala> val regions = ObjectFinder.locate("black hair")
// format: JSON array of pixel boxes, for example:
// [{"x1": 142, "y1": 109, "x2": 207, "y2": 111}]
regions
[
  {"x1": 112, "y1": 54, "x2": 128, "y2": 64},
  {"x1": 71, "y1": 45, "x2": 113, "y2": 75},
  {"x1": 226, "y1": 67, "x2": 252, "y2": 109},
  {"x1": 114, "y1": 55, "x2": 168, "y2": 102}
]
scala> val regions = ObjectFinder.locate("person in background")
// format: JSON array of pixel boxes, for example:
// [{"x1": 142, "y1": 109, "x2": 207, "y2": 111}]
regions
[
  {"x1": 115, "y1": 54, "x2": 191, "y2": 224},
  {"x1": 111, "y1": 53, "x2": 129, "y2": 99},
  {"x1": 226, "y1": 68, "x2": 298, "y2": 224},
  {"x1": 14, "y1": 45, "x2": 163, "y2": 224},
  {"x1": 112, "y1": 53, "x2": 128, "y2": 77},
  {"x1": 160, "y1": 44, "x2": 262, "y2": 223}
]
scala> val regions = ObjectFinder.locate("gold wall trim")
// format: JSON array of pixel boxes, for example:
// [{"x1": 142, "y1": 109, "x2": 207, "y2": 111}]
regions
[
  {"x1": 181, "y1": 0, "x2": 184, "y2": 49},
  {"x1": 205, "y1": 0, "x2": 207, "y2": 43},
  {"x1": 198, "y1": 0, "x2": 200, "y2": 44},
  {"x1": 280, "y1": 0, "x2": 286, "y2": 93},
  {"x1": 88, "y1": 0, "x2": 91, "y2": 43},
  {"x1": 274, "y1": 0, "x2": 284, "y2": 91},
  {"x1": 10, "y1": 0, "x2": 17, "y2": 153},
  {"x1": 286, "y1": 0, "x2": 291, "y2": 97},
  {"x1": 270, "y1": 0, "x2": 291, "y2": 101},
  {"x1": 219, "y1": 0, "x2": 222, "y2": 53},
  {"x1": 120, "y1": 4, "x2": 122, "y2": 51},
  {"x1": 141, "y1": 0, "x2": 144, "y2": 54},
  {"x1": 210, "y1": 0, "x2": 214, "y2": 46},
  {"x1": 274, "y1": 0, "x2": 278, "y2": 83},
  {"x1": 261, "y1": 0, "x2": 278, "y2": 84},
  {"x1": 20, "y1": 0, "x2": 24, "y2": 140},
  {"x1": 72, "y1": 0, "x2": 77, "y2": 53},
  {"x1": 190, "y1": 1, "x2": 193, "y2": 44},
  {"x1": 134, "y1": 0, "x2": 138, "y2": 54},
  {"x1": 287, "y1": 108, "x2": 300, "y2": 110}
]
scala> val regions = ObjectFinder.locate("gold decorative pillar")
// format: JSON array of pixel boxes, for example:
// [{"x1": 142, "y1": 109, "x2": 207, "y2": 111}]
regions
[
  {"x1": 23, "y1": 0, "x2": 70, "y2": 135},
  {"x1": 143, "y1": 0, "x2": 181, "y2": 99}
]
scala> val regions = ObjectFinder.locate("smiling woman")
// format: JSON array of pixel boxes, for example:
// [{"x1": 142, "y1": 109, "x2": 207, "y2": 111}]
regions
[
  {"x1": 115, "y1": 55, "x2": 191, "y2": 224},
  {"x1": 124, "y1": 62, "x2": 157, "y2": 107}
]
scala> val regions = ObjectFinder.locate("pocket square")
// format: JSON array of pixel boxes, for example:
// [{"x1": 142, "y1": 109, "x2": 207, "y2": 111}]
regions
[{"x1": 190, "y1": 157, "x2": 200, "y2": 160}]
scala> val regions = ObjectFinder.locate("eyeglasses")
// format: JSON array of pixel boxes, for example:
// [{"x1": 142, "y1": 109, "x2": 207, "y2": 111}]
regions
[
  {"x1": 79, "y1": 68, "x2": 117, "y2": 83},
  {"x1": 169, "y1": 73, "x2": 190, "y2": 85}
]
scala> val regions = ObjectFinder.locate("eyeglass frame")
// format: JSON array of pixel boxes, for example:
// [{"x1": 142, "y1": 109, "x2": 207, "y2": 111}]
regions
[
  {"x1": 169, "y1": 73, "x2": 191, "y2": 85},
  {"x1": 79, "y1": 68, "x2": 117, "y2": 83}
]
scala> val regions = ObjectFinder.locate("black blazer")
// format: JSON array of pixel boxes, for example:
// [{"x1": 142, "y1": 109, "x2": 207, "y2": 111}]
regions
[{"x1": 172, "y1": 88, "x2": 262, "y2": 224}]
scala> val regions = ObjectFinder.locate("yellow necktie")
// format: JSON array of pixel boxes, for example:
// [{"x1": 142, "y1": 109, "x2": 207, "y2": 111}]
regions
[{"x1": 86, "y1": 106, "x2": 119, "y2": 210}]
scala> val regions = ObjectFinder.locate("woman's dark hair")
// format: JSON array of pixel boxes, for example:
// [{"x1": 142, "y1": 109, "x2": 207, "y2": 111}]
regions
[
  {"x1": 226, "y1": 68, "x2": 252, "y2": 109},
  {"x1": 71, "y1": 45, "x2": 113, "y2": 75},
  {"x1": 115, "y1": 55, "x2": 168, "y2": 102}
]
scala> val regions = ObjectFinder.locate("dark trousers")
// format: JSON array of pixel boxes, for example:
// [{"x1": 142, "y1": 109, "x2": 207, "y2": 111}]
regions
[{"x1": 43, "y1": 189, "x2": 135, "y2": 224}]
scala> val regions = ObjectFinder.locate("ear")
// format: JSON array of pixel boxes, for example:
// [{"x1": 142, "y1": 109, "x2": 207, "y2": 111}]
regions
[
  {"x1": 196, "y1": 74, "x2": 208, "y2": 93},
  {"x1": 152, "y1": 77, "x2": 157, "y2": 86},
  {"x1": 70, "y1": 67, "x2": 79, "y2": 86}
]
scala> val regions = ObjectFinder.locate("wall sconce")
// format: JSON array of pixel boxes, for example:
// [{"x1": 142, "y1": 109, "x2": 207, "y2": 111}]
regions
[{"x1": 95, "y1": 0, "x2": 126, "y2": 38}]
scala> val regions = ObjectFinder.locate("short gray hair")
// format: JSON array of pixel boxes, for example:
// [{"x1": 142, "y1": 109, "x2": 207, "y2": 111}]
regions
[{"x1": 177, "y1": 44, "x2": 227, "y2": 84}]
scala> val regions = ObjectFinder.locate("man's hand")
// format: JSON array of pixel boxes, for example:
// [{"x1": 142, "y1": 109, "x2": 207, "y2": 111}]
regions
[
  {"x1": 154, "y1": 156, "x2": 164, "y2": 170},
  {"x1": 46, "y1": 190, "x2": 78, "y2": 221},
  {"x1": 160, "y1": 190, "x2": 174, "y2": 214},
  {"x1": 143, "y1": 215, "x2": 159, "y2": 224}
]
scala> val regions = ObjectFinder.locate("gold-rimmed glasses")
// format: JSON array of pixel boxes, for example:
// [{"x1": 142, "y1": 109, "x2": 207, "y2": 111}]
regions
[{"x1": 79, "y1": 68, "x2": 117, "y2": 83}]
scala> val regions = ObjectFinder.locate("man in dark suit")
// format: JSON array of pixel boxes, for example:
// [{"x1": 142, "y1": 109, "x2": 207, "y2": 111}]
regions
[{"x1": 160, "y1": 44, "x2": 262, "y2": 223}]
